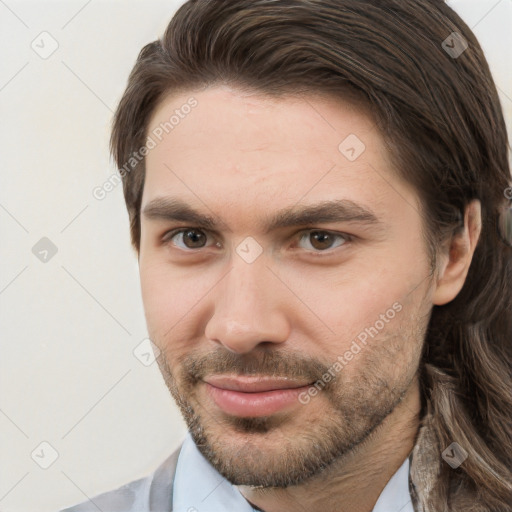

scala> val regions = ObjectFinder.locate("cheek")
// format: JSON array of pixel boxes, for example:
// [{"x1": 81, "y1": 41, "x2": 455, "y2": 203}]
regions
[
  {"x1": 139, "y1": 262, "x2": 184, "y2": 334},
  {"x1": 139, "y1": 260, "x2": 215, "y2": 355},
  {"x1": 290, "y1": 255, "x2": 426, "y2": 369},
  {"x1": 301, "y1": 266, "x2": 406, "y2": 336}
]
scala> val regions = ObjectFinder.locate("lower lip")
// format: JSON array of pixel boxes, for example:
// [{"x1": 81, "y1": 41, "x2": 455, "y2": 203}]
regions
[{"x1": 204, "y1": 382, "x2": 311, "y2": 417}]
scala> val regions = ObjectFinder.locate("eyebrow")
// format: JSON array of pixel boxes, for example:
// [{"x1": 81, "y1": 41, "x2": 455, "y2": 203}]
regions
[{"x1": 142, "y1": 197, "x2": 382, "y2": 233}]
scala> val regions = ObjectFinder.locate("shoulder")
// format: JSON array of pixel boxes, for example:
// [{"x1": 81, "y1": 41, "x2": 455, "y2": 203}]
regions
[{"x1": 58, "y1": 444, "x2": 183, "y2": 512}]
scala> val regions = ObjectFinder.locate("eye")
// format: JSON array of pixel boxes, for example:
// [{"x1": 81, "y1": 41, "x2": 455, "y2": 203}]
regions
[
  {"x1": 295, "y1": 230, "x2": 351, "y2": 253},
  {"x1": 162, "y1": 228, "x2": 218, "y2": 250},
  {"x1": 161, "y1": 228, "x2": 351, "y2": 254}
]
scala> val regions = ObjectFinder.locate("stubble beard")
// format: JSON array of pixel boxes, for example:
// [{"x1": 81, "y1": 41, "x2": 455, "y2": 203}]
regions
[{"x1": 155, "y1": 336, "x2": 419, "y2": 488}]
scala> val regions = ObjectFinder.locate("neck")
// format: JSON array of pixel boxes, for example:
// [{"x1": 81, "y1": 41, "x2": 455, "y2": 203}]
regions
[{"x1": 237, "y1": 377, "x2": 421, "y2": 512}]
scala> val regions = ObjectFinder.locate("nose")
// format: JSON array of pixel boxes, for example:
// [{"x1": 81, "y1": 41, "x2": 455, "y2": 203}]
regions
[{"x1": 204, "y1": 255, "x2": 290, "y2": 354}]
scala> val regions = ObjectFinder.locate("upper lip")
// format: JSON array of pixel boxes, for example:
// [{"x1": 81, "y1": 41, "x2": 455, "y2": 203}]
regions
[{"x1": 203, "y1": 375, "x2": 312, "y2": 392}]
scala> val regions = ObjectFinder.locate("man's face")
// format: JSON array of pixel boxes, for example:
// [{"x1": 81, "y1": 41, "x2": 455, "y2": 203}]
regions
[{"x1": 139, "y1": 86, "x2": 435, "y2": 487}]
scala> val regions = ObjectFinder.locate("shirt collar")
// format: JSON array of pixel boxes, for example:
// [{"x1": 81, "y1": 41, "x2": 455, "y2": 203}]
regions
[
  {"x1": 173, "y1": 432, "x2": 256, "y2": 512},
  {"x1": 173, "y1": 432, "x2": 414, "y2": 512},
  {"x1": 372, "y1": 455, "x2": 414, "y2": 512}
]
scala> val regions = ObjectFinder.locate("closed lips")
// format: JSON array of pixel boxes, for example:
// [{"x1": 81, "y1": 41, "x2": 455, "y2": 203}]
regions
[{"x1": 203, "y1": 375, "x2": 313, "y2": 392}]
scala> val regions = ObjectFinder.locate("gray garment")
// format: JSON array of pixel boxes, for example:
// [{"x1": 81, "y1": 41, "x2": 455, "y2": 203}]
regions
[
  {"x1": 58, "y1": 394, "x2": 500, "y2": 512},
  {"x1": 59, "y1": 434, "x2": 413, "y2": 512},
  {"x1": 59, "y1": 446, "x2": 181, "y2": 512}
]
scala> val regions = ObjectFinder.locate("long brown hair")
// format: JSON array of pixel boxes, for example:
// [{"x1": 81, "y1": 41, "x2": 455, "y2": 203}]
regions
[{"x1": 110, "y1": 0, "x2": 512, "y2": 507}]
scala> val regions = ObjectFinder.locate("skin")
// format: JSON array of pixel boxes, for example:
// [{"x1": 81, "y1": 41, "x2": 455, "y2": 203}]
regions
[{"x1": 138, "y1": 85, "x2": 481, "y2": 512}]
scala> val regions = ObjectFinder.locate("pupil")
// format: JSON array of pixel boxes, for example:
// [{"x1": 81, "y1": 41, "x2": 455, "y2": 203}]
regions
[
  {"x1": 312, "y1": 231, "x2": 331, "y2": 250},
  {"x1": 185, "y1": 230, "x2": 205, "y2": 248}
]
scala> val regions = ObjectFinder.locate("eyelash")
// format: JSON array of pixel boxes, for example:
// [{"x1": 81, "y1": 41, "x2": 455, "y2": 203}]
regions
[{"x1": 161, "y1": 227, "x2": 353, "y2": 256}]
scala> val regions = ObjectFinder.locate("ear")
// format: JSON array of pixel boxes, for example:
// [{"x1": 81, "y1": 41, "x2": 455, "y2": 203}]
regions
[{"x1": 432, "y1": 200, "x2": 482, "y2": 306}]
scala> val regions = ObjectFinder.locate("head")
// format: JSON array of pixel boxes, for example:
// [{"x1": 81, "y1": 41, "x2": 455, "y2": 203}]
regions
[{"x1": 110, "y1": 0, "x2": 512, "y2": 506}]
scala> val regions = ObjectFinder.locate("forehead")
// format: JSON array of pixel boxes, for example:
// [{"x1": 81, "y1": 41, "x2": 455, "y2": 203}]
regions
[
  {"x1": 146, "y1": 85, "x2": 377, "y2": 163},
  {"x1": 142, "y1": 85, "x2": 419, "y2": 223}
]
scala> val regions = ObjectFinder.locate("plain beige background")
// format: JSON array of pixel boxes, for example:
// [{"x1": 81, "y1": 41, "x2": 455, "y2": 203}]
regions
[{"x1": 0, "y1": 1, "x2": 511, "y2": 511}]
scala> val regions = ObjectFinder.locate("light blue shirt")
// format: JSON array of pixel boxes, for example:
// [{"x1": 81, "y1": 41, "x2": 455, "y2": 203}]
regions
[
  {"x1": 60, "y1": 431, "x2": 415, "y2": 511},
  {"x1": 174, "y1": 432, "x2": 415, "y2": 512}
]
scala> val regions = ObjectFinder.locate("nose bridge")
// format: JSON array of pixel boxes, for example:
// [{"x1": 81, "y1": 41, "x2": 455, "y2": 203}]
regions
[{"x1": 205, "y1": 251, "x2": 289, "y2": 353}]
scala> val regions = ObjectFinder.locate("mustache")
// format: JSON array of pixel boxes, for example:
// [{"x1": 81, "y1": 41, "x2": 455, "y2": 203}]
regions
[{"x1": 176, "y1": 348, "x2": 334, "y2": 385}]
